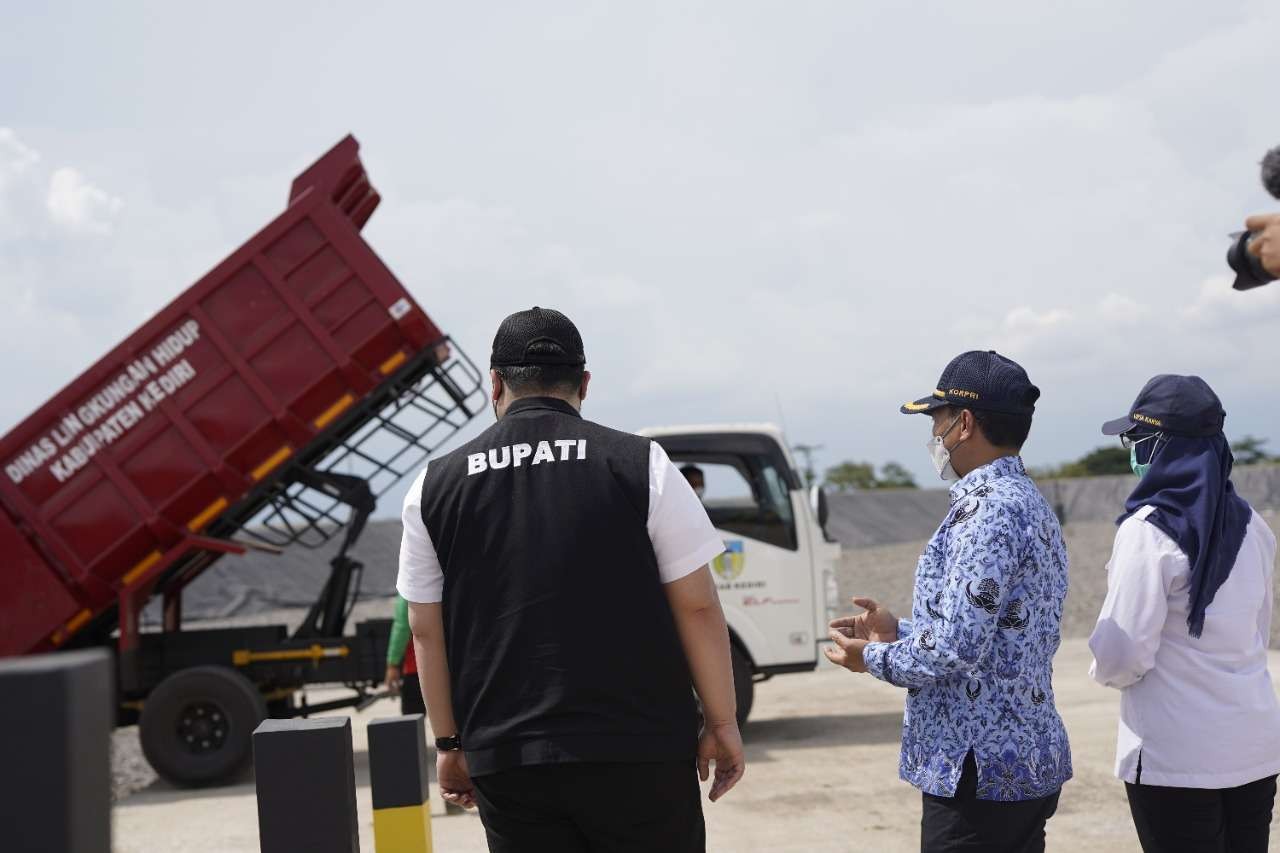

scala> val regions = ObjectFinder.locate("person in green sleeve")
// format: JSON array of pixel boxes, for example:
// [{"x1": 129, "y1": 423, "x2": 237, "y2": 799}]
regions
[{"x1": 385, "y1": 594, "x2": 425, "y2": 715}]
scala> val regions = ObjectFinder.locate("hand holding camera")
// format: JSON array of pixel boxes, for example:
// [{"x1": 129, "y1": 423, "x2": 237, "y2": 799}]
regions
[
  {"x1": 1229, "y1": 145, "x2": 1280, "y2": 290},
  {"x1": 1243, "y1": 213, "x2": 1280, "y2": 281}
]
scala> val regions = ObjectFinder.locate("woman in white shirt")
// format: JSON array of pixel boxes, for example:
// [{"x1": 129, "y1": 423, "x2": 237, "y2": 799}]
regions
[{"x1": 1090, "y1": 374, "x2": 1280, "y2": 853}]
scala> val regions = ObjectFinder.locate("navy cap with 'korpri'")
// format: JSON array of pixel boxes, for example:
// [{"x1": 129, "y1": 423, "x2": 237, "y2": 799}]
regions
[
  {"x1": 901, "y1": 350, "x2": 1040, "y2": 416},
  {"x1": 1100, "y1": 374, "x2": 1226, "y2": 437}
]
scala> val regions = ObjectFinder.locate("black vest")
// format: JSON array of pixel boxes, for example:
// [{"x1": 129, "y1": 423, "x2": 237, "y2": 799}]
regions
[{"x1": 420, "y1": 397, "x2": 697, "y2": 775}]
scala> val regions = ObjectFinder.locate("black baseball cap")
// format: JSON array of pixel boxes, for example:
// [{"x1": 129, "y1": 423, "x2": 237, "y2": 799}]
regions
[
  {"x1": 1100, "y1": 375, "x2": 1225, "y2": 437},
  {"x1": 490, "y1": 307, "x2": 586, "y2": 368},
  {"x1": 901, "y1": 350, "x2": 1040, "y2": 416}
]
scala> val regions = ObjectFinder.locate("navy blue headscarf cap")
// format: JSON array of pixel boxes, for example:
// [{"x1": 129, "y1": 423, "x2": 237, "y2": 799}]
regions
[{"x1": 1118, "y1": 433, "x2": 1252, "y2": 638}]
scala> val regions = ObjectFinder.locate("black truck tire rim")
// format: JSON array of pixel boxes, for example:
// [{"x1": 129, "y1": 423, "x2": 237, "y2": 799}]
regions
[{"x1": 176, "y1": 701, "x2": 229, "y2": 755}]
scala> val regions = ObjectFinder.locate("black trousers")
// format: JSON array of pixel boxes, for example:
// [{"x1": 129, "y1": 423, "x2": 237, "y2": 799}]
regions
[
  {"x1": 1125, "y1": 773, "x2": 1277, "y2": 853},
  {"x1": 471, "y1": 761, "x2": 705, "y2": 853},
  {"x1": 921, "y1": 753, "x2": 1060, "y2": 853},
  {"x1": 399, "y1": 672, "x2": 425, "y2": 716}
]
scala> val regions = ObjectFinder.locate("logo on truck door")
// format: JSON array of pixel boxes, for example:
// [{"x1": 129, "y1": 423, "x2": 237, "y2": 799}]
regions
[{"x1": 712, "y1": 540, "x2": 745, "y2": 581}]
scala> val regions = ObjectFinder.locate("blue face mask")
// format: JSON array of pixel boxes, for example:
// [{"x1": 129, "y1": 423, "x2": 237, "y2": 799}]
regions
[
  {"x1": 1130, "y1": 445, "x2": 1151, "y2": 478},
  {"x1": 1128, "y1": 434, "x2": 1160, "y2": 478}
]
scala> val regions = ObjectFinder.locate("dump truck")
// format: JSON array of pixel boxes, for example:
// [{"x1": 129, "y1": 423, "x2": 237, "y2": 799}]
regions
[
  {"x1": 0, "y1": 136, "x2": 487, "y2": 785},
  {"x1": 0, "y1": 135, "x2": 843, "y2": 789}
]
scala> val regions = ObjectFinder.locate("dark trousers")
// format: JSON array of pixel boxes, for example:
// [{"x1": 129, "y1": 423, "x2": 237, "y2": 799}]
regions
[
  {"x1": 471, "y1": 761, "x2": 705, "y2": 853},
  {"x1": 921, "y1": 753, "x2": 1060, "y2": 853},
  {"x1": 1125, "y1": 774, "x2": 1277, "y2": 853},
  {"x1": 399, "y1": 672, "x2": 425, "y2": 716}
]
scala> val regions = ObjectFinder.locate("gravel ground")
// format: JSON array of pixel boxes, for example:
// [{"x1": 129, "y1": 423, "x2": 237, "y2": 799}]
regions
[
  {"x1": 836, "y1": 511, "x2": 1280, "y2": 648},
  {"x1": 111, "y1": 640, "x2": 1280, "y2": 852},
  {"x1": 110, "y1": 730, "x2": 156, "y2": 802},
  {"x1": 112, "y1": 510, "x2": 1280, "y2": 821}
]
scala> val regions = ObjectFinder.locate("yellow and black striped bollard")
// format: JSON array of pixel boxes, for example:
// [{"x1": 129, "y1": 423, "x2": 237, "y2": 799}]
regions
[{"x1": 368, "y1": 714, "x2": 433, "y2": 852}]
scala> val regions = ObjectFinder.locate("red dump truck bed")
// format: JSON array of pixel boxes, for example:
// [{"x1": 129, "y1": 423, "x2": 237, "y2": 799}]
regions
[{"x1": 0, "y1": 136, "x2": 472, "y2": 658}]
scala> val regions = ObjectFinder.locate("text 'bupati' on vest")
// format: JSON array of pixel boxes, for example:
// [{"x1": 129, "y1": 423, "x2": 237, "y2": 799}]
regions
[{"x1": 467, "y1": 439, "x2": 588, "y2": 476}]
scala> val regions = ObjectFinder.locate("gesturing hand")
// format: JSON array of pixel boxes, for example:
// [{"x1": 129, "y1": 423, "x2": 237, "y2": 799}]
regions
[
  {"x1": 437, "y1": 751, "x2": 477, "y2": 810},
  {"x1": 698, "y1": 721, "x2": 746, "y2": 802},
  {"x1": 828, "y1": 596, "x2": 898, "y2": 644},
  {"x1": 824, "y1": 632, "x2": 870, "y2": 673}
]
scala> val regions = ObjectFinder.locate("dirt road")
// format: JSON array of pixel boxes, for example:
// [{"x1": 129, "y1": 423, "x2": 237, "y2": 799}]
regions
[{"x1": 111, "y1": 639, "x2": 1280, "y2": 851}]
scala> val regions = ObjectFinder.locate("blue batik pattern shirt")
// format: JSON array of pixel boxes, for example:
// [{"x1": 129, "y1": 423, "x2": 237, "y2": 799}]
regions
[{"x1": 863, "y1": 456, "x2": 1072, "y2": 801}]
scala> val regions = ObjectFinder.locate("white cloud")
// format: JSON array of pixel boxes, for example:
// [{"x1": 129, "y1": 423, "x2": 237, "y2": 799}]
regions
[
  {"x1": 1098, "y1": 293, "x2": 1142, "y2": 325},
  {"x1": 964, "y1": 276, "x2": 1280, "y2": 412},
  {"x1": 0, "y1": 128, "x2": 43, "y2": 229},
  {"x1": 1005, "y1": 306, "x2": 1074, "y2": 332},
  {"x1": 3, "y1": 1, "x2": 1280, "y2": 498},
  {"x1": 0, "y1": 130, "x2": 124, "y2": 239},
  {"x1": 0, "y1": 128, "x2": 40, "y2": 185},
  {"x1": 46, "y1": 166, "x2": 123, "y2": 233}
]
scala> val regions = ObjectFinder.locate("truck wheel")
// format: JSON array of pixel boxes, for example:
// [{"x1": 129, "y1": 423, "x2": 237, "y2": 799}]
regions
[
  {"x1": 140, "y1": 666, "x2": 267, "y2": 787},
  {"x1": 731, "y1": 644, "x2": 754, "y2": 726}
]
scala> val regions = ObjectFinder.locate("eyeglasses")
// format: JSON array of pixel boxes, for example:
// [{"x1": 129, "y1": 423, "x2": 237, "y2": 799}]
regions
[{"x1": 1120, "y1": 432, "x2": 1160, "y2": 451}]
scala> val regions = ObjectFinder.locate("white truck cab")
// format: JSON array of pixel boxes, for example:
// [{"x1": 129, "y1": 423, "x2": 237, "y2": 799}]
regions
[{"x1": 638, "y1": 423, "x2": 842, "y2": 723}]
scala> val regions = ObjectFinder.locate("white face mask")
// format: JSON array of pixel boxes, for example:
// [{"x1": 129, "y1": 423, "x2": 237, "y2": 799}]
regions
[{"x1": 927, "y1": 414, "x2": 963, "y2": 481}]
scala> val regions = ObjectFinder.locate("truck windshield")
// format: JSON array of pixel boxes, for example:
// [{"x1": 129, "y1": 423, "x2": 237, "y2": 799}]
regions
[{"x1": 677, "y1": 454, "x2": 797, "y2": 551}]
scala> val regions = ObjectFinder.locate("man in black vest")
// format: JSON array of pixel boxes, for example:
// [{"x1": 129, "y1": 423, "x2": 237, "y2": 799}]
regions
[{"x1": 397, "y1": 307, "x2": 746, "y2": 852}]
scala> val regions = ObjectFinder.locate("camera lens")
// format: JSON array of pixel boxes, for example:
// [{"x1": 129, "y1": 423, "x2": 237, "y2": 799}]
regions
[{"x1": 1227, "y1": 231, "x2": 1277, "y2": 291}]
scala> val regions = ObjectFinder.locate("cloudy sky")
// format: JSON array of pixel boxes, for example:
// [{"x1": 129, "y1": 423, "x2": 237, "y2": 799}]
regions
[{"x1": 3, "y1": 1, "x2": 1280, "y2": 516}]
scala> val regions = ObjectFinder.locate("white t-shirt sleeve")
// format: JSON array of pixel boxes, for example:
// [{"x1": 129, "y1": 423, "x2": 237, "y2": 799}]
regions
[
  {"x1": 395, "y1": 465, "x2": 445, "y2": 604},
  {"x1": 647, "y1": 441, "x2": 725, "y2": 584}
]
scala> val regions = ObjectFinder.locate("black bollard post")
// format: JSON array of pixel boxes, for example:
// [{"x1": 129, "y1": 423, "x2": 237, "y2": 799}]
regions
[
  {"x1": 253, "y1": 716, "x2": 360, "y2": 853},
  {"x1": 0, "y1": 648, "x2": 112, "y2": 853},
  {"x1": 368, "y1": 714, "x2": 433, "y2": 852}
]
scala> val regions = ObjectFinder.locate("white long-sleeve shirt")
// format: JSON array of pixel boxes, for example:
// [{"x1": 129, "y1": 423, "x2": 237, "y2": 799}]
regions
[{"x1": 1089, "y1": 505, "x2": 1280, "y2": 789}]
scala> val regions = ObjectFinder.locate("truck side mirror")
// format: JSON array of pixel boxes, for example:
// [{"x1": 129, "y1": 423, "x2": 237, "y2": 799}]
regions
[{"x1": 809, "y1": 484, "x2": 830, "y2": 530}]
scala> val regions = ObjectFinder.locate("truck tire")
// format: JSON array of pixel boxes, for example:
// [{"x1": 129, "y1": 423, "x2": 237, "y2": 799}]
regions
[
  {"x1": 732, "y1": 644, "x2": 754, "y2": 726},
  {"x1": 140, "y1": 666, "x2": 267, "y2": 787}
]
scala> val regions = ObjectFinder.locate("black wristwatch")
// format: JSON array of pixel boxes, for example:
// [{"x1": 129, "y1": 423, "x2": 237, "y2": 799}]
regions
[{"x1": 435, "y1": 734, "x2": 462, "y2": 752}]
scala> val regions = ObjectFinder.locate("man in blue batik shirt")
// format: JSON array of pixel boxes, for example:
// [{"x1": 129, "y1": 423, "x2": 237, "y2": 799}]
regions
[{"x1": 826, "y1": 350, "x2": 1072, "y2": 853}]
